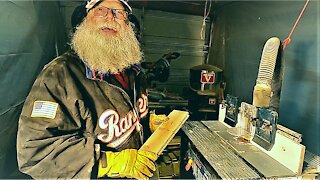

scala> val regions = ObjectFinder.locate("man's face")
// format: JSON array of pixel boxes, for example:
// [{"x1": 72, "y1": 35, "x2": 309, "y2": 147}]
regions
[
  {"x1": 86, "y1": 0, "x2": 128, "y2": 36},
  {"x1": 71, "y1": 0, "x2": 142, "y2": 74}
]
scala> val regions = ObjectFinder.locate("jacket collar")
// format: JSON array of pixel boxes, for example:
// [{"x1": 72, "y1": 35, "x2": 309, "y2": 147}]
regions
[{"x1": 84, "y1": 64, "x2": 141, "y2": 81}]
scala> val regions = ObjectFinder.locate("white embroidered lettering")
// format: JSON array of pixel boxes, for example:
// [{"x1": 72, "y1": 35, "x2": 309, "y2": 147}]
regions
[
  {"x1": 97, "y1": 93, "x2": 149, "y2": 147},
  {"x1": 137, "y1": 94, "x2": 148, "y2": 118},
  {"x1": 97, "y1": 109, "x2": 140, "y2": 146},
  {"x1": 138, "y1": 94, "x2": 148, "y2": 113},
  {"x1": 125, "y1": 111, "x2": 133, "y2": 129},
  {"x1": 119, "y1": 116, "x2": 127, "y2": 134}
]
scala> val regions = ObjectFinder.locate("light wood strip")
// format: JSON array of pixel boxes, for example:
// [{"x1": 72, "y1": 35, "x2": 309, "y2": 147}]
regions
[{"x1": 140, "y1": 110, "x2": 189, "y2": 155}]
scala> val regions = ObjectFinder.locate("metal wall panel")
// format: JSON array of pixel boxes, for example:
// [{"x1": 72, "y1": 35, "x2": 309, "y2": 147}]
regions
[{"x1": 141, "y1": 10, "x2": 208, "y2": 94}]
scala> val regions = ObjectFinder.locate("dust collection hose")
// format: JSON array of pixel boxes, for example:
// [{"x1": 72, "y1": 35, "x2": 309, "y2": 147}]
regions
[{"x1": 253, "y1": 37, "x2": 281, "y2": 108}]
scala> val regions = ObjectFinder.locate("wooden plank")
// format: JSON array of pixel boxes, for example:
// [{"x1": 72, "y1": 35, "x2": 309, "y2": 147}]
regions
[
  {"x1": 140, "y1": 110, "x2": 189, "y2": 155},
  {"x1": 252, "y1": 131, "x2": 305, "y2": 175}
]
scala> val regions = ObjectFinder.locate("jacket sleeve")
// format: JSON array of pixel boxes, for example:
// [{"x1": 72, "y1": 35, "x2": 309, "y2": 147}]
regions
[{"x1": 16, "y1": 59, "x2": 97, "y2": 179}]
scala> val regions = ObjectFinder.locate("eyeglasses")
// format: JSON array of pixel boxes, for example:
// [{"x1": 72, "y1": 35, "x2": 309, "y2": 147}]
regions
[{"x1": 93, "y1": 6, "x2": 129, "y2": 20}]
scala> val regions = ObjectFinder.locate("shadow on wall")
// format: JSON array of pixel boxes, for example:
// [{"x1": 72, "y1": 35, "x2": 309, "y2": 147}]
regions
[{"x1": 280, "y1": 41, "x2": 319, "y2": 154}]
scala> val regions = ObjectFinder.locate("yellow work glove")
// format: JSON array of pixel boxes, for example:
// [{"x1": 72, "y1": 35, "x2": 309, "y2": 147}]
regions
[
  {"x1": 98, "y1": 149, "x2": 158, "y2": 179},
  {"x1": 149, "y1": 114, "x2": 167, "y2": 133}
]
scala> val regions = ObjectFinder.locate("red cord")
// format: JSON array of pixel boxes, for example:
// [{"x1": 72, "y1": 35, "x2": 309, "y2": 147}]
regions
[{"x1": 283, "y1": 0, "x2": 310, "y2": 50}]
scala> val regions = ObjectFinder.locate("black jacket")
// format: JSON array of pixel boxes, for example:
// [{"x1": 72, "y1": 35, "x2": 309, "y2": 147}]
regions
[{"x1": 17, "y1": 51, "x2": 148, "y2": 178}]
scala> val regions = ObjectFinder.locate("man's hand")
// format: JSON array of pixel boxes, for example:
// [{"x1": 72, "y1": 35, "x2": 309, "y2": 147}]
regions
[{"x1": 98, "y1": 149, "x2": 158, "y2": 179}]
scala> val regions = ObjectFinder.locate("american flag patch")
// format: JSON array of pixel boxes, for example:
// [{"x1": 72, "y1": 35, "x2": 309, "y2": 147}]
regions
[{"x1": 31, "y1": 101, "x2": 58, "y2": 119}]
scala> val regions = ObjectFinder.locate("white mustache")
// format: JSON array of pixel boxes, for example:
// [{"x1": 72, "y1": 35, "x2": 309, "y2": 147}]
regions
[{"x1": 98, "y1": 22, "x2": 120, "y2": 31}]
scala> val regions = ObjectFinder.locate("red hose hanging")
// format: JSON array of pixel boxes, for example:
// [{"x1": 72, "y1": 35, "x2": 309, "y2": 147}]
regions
[{"x1": 283, "y1": 0, "x2": 310, "y2": 50}]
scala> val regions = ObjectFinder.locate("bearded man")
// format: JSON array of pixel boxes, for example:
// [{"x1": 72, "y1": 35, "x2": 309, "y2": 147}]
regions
[{"x1": 16, "y1": 0, "x2": 157, "y2": 179}]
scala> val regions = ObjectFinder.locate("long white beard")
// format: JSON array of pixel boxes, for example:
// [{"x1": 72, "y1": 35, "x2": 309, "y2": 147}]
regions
[{"x1": 71, "y1": 18, "x2": 143, "y2": 73}]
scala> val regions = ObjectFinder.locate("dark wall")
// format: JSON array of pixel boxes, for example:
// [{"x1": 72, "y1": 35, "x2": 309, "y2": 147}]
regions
[
  {"x1": 0, "y1": 1, "x2": 66, "y2": 177},
  {"x1": 209, "y1": 1, "x2": 319, "y2": 154}
]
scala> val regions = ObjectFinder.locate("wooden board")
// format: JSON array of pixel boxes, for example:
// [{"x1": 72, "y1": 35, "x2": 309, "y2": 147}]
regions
[
  {"x1": 252, "y1": 130, "x2": 305, "y2": 175},
  {"x1": 140, "y1": 110, "x2": 189, "y2": 155}
]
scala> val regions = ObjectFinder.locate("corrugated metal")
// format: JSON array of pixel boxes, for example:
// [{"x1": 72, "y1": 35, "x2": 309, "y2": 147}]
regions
[{"x1": 140, "y1": 9, "x2": 209, "y2": 94}]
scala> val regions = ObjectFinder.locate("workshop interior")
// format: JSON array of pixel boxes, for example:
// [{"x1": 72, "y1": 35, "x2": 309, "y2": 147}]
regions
[{"x1": 0, "y1": 0, "x2": 319, "y2": 179}]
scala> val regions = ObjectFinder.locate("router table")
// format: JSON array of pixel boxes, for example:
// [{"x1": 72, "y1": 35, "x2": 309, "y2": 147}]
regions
[{"x1": 180, "y1": 120, "x2": 297, "y2": 179}]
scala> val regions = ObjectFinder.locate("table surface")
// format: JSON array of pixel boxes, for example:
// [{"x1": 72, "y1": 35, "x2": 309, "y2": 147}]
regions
[{"x1": 182, "y1": 120, "x2": 295, "y2": 179}]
